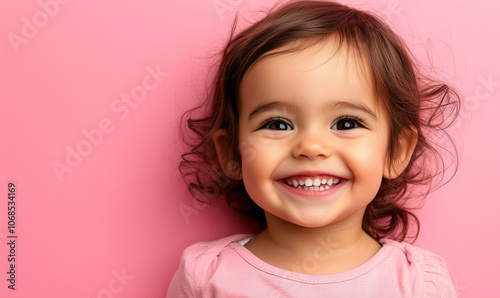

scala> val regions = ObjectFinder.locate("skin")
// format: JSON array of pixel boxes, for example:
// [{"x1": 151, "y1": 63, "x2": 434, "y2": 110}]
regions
[{"x1": 217, "y1": 37, "x2": 413, "y2": 275}]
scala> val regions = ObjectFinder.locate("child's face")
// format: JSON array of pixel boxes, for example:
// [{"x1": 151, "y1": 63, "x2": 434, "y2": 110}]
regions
[{"x1": 237, "y1": 39, "x2": 392, "y2": 229}]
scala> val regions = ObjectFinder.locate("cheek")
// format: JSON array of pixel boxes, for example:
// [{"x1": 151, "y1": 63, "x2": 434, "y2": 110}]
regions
[
  {"x1": 356, "y1": 146, "x2": 386, "y2": 173},
  {"x1": 346, "y1": 136, "x2": 387, "y2": 169},
  {"x1": 239, "y1": 133, "x2": 285, "y2": 168},
  {"x1": 239, "y1": 135, "x2": 273, "y2": 182},
  {"x1": 239, "y1": 134, "x2": 271, "y2": 165},
  {"x1": 239, "y1": 134, "x2": 286, "y2": 197},
  {"x1": 241, "y1": 157, "x2": 266, "y2": 184},
  {"x1": 343, "y1": 136, "x2": 388, "y2": 197},
  {"x1": 240, "y1": 150, "x2": 274, "y2": 205}
]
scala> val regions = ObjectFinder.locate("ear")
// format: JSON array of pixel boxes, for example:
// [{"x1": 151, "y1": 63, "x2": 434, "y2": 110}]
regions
[
  {"x1": 213, "y1": 129, "x2": 243, "y2": 180},
  {"x1": 383, "y1": 128, "x2": 418, "y2": 180}
]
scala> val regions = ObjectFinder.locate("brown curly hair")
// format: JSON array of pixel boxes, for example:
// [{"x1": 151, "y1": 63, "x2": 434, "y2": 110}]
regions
[{"x1": 178, "y1": 0, "x2": 460, "y2": 242}]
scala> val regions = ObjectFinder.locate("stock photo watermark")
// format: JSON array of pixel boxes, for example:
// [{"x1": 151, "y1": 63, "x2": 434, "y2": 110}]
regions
[
  {"x1": 375, "y1": 0, "x2": 405, "y2": 23},
  {"x1": 178, "y1": 0, "x2": 415, "y2": 225},
  {"x1": 177, "y1": 134, "x2": 273, "y2": 224},
  {"x1": 462, "y1": 74, "x2": 499, "y2": 119},
  {"x1": 451, "y1": 276, "x2": 467, "y2": 297},
  {"x1": 268, "y1": 234, "x2": 461, "y2": 298},
  {"x1": 7, "y1": 0, "x2": 72, "y2": 54},
  {"x1": 213, "y1": 0, "x2": 243, "y2": 21},
  {"x1": 178, "y1": 169, "x2": 231, "y2": 224},
  {"x1": 5, "y1": 182, "x2": 17, "y2": 291},
  {"x1": 87, "y1": 268, "x2": 135, "y2": 298},
  {"x1": 267, "y1": 233, "x2": 342, "y2": 298},
  {"x1": 51, "y1": 64, "x2": 169, "y2": 183}
]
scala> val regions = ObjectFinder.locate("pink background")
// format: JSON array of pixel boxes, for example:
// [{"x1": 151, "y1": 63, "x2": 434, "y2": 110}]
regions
[{"x1": 1, "y1": 0, "x2": 499, "y2": 297}]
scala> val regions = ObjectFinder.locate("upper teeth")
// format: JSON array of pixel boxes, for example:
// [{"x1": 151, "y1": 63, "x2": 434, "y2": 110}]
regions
[{"x1": 285, "y1": 177, "x2": 341, "y2": 189}]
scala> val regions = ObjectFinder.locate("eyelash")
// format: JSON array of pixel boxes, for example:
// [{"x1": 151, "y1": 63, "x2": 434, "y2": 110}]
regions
[
  {"x1": 258, "y1": 117, "x2": 293, "y2": 130},
  {"x1": 332, "y1": 114, "x2": 366, "y2": 130},
  {"x1": 258, "y1": 115, "x2": 366, "y2": 131}
]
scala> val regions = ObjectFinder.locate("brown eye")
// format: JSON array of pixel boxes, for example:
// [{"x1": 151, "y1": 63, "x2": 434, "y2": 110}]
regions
[
  {"x1": 332, "y1": 118, "x2": 362, "y2": 130},
  {"x1": 261, "y1": 119, "x2": 293, "y2": 130}
]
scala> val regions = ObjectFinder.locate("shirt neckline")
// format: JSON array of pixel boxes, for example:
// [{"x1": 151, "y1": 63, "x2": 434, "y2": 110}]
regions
[{"x1": 228, "y1": 236, "x2": 396, "y2": 284}]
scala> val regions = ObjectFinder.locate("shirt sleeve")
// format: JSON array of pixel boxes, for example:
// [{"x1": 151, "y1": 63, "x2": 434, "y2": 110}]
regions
[
  {"x1": 166, "y1": 234, "x2": 253, "y2": 298},
  {"x1": 166, "y1": 255, "x2": 198, "y2": 297},
  {"x1": 423, "y1": 253, "x2": 457, "y2": 298},
  {"x1": 166, "y1": 242, "x2": 210, "y2": 298}
]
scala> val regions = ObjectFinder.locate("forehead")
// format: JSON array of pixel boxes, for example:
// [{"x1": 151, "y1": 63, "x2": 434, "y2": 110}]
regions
[{"x1": 239, "y1": 37, "x2": 379, "y2": 112}]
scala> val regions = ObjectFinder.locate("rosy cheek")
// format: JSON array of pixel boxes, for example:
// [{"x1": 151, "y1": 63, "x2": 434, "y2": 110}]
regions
[
  {"x1": 239, "y1": 134, "x2": 266, "y2": 163},
  {"x1": 241, "y1": 160, "x2": 268, "y2": 203},
  {"x1": 345, "y1": 140, "x2": 386, "y2": 176},
  {"x1": 243, "y1": 158, "x2": 262, "y2": 179}
]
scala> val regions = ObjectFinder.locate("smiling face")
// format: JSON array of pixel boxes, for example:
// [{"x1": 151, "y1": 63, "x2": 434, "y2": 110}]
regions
[{"x1": 235, "y1": 38, "x2": 393, "y2": 229}]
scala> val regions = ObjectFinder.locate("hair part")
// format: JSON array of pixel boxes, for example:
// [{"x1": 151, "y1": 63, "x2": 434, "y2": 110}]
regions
[{"x1": 179, "y1": 0, "x2": 461, "y2": 242}]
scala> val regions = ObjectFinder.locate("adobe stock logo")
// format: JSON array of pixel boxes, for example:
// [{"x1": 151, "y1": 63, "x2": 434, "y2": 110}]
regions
[
  {"x1": 7, "y1": 0, "x2": 72, "y2": 54},
  {"x1": 87, "y1": 268, "x2": 135, "y2": 298},
  {"x1": 51, "y1": 64, "x2": 169, "y2": 183},
  {"x1": 177, "y1": 134, "x2": 275, "y2": 224},
  {"x1": 462, "y1": 74, "x2": 499, "y2": 119},
  {"x1": 213, "y1": 0, "x2": 242, "y2": 21}
]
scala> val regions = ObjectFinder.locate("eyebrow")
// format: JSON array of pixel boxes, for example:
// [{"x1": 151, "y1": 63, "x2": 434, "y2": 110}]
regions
[
  {"x1": 248, "y1": 101, "x2": 298, "y2": 120},
  {"x1": 329, "y1": 101, "x2": 378, "y2": 120},
  {"x1": 248, "y1": 100, "x2": 378, "y2": 120}
]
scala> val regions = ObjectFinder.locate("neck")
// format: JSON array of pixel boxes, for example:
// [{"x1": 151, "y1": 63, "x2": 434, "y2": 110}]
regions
[
  {"x1": 245, "y1": 210, "x2": 381, "y2": 274},
  {"x1": 265, "y1": 210, "x2": 369, "y2": 256}
]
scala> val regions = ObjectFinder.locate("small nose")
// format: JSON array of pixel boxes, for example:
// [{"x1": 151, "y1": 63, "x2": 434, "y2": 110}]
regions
[{"x1": 292, "y1": 132, "x2": 332, "y2": 159}]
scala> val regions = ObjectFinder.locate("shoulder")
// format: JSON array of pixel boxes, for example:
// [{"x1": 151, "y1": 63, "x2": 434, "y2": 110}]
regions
[
  {"x1": 167, "y1": 234, "x2": 252, "y2": 297},
  {"x1": 179, "y1": 233, "x2": 252, "y2": 271},
  {"x1": 381, "y1": 239, "x2": 457, "y2": 297}
]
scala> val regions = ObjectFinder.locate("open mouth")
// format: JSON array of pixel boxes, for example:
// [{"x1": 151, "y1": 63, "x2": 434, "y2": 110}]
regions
[{"x1": 283, "y1": 175, "x2": 342, "y2": 191}]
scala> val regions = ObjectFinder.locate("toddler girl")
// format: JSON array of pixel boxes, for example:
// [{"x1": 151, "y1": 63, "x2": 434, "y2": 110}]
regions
[{"x1": 168, "y1": 0, "x2": 460, "y2": 297}]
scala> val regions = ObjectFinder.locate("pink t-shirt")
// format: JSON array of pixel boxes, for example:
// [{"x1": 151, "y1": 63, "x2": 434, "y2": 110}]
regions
[{"x1": 167, "y1": 234, "x2": 456, "y2": 297}]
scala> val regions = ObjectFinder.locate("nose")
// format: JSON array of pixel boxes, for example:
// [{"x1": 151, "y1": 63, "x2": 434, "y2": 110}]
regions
[{"x1": 292, "y1": 132, "x2": 332, "y2": 159}]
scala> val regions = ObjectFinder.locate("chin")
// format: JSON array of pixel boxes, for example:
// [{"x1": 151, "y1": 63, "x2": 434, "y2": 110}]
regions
[{"x1": 287, "y1": 215, "x2": 339, "y2": 229}]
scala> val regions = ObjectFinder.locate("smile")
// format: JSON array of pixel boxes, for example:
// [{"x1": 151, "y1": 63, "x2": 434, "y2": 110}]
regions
[{"x1": 283, "y1": 175, "x2": 341, "y2": 191}]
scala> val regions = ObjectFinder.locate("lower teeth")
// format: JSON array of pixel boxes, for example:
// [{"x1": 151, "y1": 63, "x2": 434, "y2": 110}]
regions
[{"x1": 296, "y1": 185, "x2": 331, "y2": 190}]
